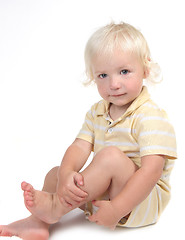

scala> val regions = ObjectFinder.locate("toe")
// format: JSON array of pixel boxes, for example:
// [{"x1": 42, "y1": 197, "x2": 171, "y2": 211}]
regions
[
  {"x1": 24, "y1": 193, "x2": 33, "y2": 201},
  {"x1": 24, "y1": 190, "x2": 33, "y2": 197},
  {"x1": 26, "y1": 200, "x2": 34, "y2": 207},
  {"x1": 21, "y1": 181, "x2": 28, "y2": 191},
  {"x1": 22, "y1": 182, "x2": 33, "y2": 192},
  {"x1": 0, "y1": 226, "x2": 12, "y2": 237}
]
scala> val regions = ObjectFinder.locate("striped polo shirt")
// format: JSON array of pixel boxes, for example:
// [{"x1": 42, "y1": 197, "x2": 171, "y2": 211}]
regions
[{"x1": 77, "y1": 86, "x2": 177, "y2": 165}]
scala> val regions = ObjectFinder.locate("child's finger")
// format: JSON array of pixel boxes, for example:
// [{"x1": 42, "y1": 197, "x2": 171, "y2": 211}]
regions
[
  {"x1": 72, "y1": 185, "x2": 88, "y2": 198},
  {"x1": 92, "y1": 200, "x2": 101, "y2": 207},
  {"x1": 63, "y1": 194, "x2": 81, "y2": 207},
  {"x1": 60, "y1": 197, "x2": 72, "y2": 208},
  {"x1": 74, "y1": 173, "x2": 84, "y2": 186},
  {"x1": 67, "y1": 189, "x2": 87, "y2": 203},
  {"x1": 88, "y1": 214, "x2": 97, "y2": 222}
]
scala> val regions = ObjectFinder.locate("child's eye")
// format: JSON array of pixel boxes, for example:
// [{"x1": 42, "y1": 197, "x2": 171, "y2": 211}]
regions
[
  {"x1": 120, "y1": 69, "x2": 129, "y2": 75},
  {"x1": 99, "y1": 73, "x2": 107, "y2": 79}
]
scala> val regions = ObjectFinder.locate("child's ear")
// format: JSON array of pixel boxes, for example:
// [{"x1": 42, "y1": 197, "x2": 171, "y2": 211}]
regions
[{"x1": 144, "y1": 66, "x2": 150, "y2": 79}]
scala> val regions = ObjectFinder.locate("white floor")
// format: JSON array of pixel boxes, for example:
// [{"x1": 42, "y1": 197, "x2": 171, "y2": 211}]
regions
[
  {"x1": 0, "y1": 207, "x2": 180, "y2": 240},
  {"x1": 0, "y1": 178, "x2": 183, "y2": 240}
]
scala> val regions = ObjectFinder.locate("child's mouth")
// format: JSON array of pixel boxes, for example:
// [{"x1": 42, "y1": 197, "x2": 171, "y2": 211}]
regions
[{"x1": 111, "y1": 93, "x2": 126, "y2": 97}]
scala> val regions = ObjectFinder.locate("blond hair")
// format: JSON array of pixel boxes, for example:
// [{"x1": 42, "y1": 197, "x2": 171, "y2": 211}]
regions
[{"x1": 84, "y1": 22, "x2": 162, "y2": 85}]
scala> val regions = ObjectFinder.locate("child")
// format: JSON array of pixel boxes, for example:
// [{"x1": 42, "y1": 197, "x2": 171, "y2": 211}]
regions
[{"x1": 0, "y1": 22, "x2": 177, "y2": 239}]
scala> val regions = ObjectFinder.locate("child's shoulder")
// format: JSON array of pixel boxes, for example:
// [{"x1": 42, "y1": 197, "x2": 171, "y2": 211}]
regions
[
  {"x1": 88, "y1": 99, "x2": 108, "y2": 115},
  {"x1": 134, "y1": 98, "x2": 169, "y2": 120}
]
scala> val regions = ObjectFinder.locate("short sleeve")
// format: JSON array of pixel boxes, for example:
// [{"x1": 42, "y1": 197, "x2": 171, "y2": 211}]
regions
[
  {"x1": 76, "y1": 106, "x2": 95, "y2": 145},
  {"x1": 135, "y1": 108, "x2": 177, "y2": 159}
]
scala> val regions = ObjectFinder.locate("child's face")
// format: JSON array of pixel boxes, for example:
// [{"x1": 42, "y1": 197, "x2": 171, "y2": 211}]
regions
[{"x1": 92, "y1": 50, "x2": 147, "y2": 109}]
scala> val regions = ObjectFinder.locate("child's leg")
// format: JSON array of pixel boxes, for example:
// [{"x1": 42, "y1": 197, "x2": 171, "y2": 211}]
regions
[
  {"x1": 0, "y1": 167, "x2": 59, "y2": 240},
  {"x1": 21, "y1": 146, "x2": 138, "y2": 225},
  {"x1": 0, "y1": 146, "x2": 138, "y2": 238},
  {"x1": 80, "y1": 146, "x2": 138, "y2": 201}
]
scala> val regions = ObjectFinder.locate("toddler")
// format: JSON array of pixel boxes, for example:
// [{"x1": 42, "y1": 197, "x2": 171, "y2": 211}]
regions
[{"x1": 0, "y1": 22, "x2": 177, "y2": 239}]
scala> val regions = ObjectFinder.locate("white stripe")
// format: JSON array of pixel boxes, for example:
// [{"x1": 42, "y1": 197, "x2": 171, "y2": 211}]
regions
[
  {"x1": 85, "y1": 122, "x2": 137, "y2": 134},
  {"x1": 140, "y1": 145, "x2": 177, "y2": 153},
  {"x1": 161, "y1": 173, "x2": 170, "y2": 180},
  {"x1": 152, "y1": 188, "x2": 159, "y2": 224},
  {"x1": 94, "y1": 124, "x2": 106, "y2": 131},
  {"x1": 79, "y1": 130, "x2": 94, "y2": 138},
  {"x1": 162, "y1": 183, "x2": 171, "y2": 192},
  {"x1": 127, "y1": 205, "x2": 141, "y2": 227},
  {"x1": 126, "y1": 152, "x2": 140, "y2": 157},
  {"x1": 126, "y1": 113, "x2": 144, "y2": 120},
  {"x1": 143, "y1": 102, "x2": 160, "y2": 110},
  {"x1": 139, "y1": 130, "x2": 175, "y2": 138},
  {"x1": 164, "y1": 163, "x2": 175, "y2": 170},
  {"x1": 94, "y1": 139, "x2": 138, "y2": 147},
  {"x1": 94, "y1": 139, "x2": 105, "y2": 146},
  {"x1": 92, "y1": 124, "x2": 137, "y2": 134},
  {"x1": 140, "y1": 116, "x2": 168, "y2": 123},
  {"x1": 85, "y1": 119, "x2": 93, "y2": 126},
  {"x1": 151, "y1": 185, "x2": 161, "y2": 224},
  {"x1": 87, "y1": 109, "x2": 96, "y2": 118},
  {"x1": 137, "y1": 191, "x2": 152, "y2": 227},
  {"x1": 87, "y1": 109, "x2": 92, "y2": 115},
  {"x1": 113, "y1": 128, "x2": 136, "y2": 133},
  {"x1": 157, "y1": 181, "x2": 170, "y2": 192},
  {"x1": 106, "y1": 142, "x2": 138, "y2": 147},
  {"x1": 156, "y1": 184, "x2": 162, "y2": 203},
  {"x1": 152, "y1": 204, "x2": 158, "y2": 224}
]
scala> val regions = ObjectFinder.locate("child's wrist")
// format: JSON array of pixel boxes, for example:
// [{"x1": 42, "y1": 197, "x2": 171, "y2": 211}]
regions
[
  {"x1": 59, "y1": 164, "x2": 75, "y2": 174},
  {"x1": 58, "y1": 167, "x2": 75, "y2": 180},
  {"x1": 110, "y1": 199, "x2": 128, "y2": 221}
]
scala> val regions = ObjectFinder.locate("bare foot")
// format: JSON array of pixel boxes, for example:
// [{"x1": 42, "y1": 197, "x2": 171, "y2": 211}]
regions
[
  {"x1": 0, "y1": 216, "x2": 49, "y2": 240},
  {"x1": 21, "y1": 181, "x2": 64, "y2": 224}
]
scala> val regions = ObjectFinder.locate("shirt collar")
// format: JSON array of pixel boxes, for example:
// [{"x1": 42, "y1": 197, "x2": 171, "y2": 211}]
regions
[{"x1": 96, "y1": 86, "x2": 150, "y2": 117}]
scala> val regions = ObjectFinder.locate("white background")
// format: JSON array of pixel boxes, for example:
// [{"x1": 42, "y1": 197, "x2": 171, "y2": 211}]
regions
[{"x1": 0, "y1": 0, "x2": 184, "y2": 239}]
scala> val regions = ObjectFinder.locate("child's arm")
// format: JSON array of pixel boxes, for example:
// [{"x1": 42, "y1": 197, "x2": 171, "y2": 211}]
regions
[
  {"x1": 89, "y1": 154, "x2": 165, "y2": 229},
  {"x1": 112, "y1": 154, "x2": 165, "y2": 219},
  {"x1": 57, "y1": 138, "x2": 93, "y2": 207}
]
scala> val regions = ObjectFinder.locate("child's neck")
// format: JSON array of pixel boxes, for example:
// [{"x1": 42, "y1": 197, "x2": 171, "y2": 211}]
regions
[{"x1": 109, "y1": 103, "x2": 131, "y2": 121}]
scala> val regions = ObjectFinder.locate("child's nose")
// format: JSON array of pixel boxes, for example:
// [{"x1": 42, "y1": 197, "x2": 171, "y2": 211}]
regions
[{"x1": 109, "y1": 76, "x2": 121, "y2": 90}]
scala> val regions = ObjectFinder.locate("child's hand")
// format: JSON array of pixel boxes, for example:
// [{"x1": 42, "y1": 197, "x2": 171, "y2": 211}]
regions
[
  {"x1": 57, "y1": 171, "x2": 88, "y2": 208},
  {"x1": 88, "y1": 200, "x2": 120, "y2": 230}
]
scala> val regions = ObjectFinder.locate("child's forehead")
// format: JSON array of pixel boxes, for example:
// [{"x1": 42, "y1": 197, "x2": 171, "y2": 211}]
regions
[
  {"x1": 93, "y1": 48, "x2": 140, "y2": 63},
  {"x1": 91, "y1": 49, "x2": 142, "y2": 72}
]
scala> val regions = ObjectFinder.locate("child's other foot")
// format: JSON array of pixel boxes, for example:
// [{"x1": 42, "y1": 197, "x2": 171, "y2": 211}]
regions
[
  {"x1": 21, "y1": 181, "x2": 63, "y2": 224},
  {"x1": 0, "y1": 216, "x2": 49, "y2": 240}
]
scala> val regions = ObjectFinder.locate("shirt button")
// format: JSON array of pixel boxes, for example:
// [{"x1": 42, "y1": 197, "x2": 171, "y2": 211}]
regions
[{"x1": 108, "y1": 128, "x2": 113, "y2": 133}]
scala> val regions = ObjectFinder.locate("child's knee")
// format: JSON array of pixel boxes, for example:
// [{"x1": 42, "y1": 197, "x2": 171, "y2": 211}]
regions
[
  {"x1": 102, "y1": 146, "x2": 121, "y2": 155},
  {"x1": 101, "y1": 146, "x2": 125, "y2": 157},
  {"x1": 94, "y1": 146, "x2": 126, "y2": 167}
]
